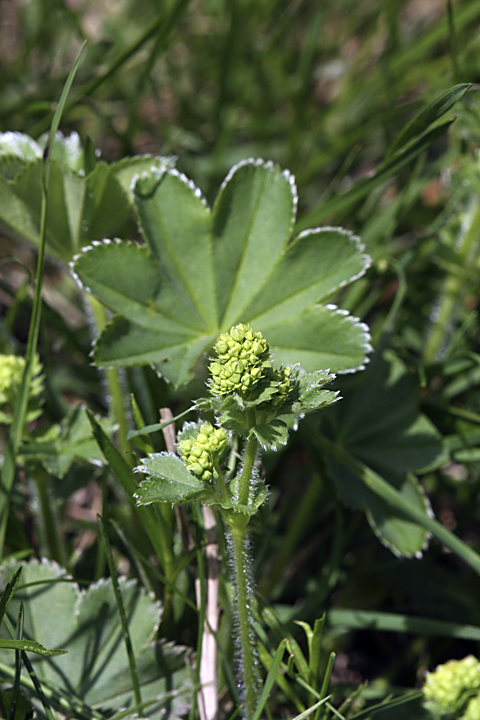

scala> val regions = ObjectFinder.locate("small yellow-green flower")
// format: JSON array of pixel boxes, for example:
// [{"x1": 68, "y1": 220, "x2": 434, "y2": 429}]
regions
[
  {"x1": 209, "y1": 324, "x2": 271, "y2": 397},
  {"x1": 178, "y1": 422, "x2": 229, "y2": 482},
  {"x1": 0, "y1": 354, "x2": 44, "y2": 424},
  {"x1": 463, "y1": 694, "x2": 480, "y2": 720},
  {"x1": 423, "y1": 656, "x2": 480, "y2": 717}
]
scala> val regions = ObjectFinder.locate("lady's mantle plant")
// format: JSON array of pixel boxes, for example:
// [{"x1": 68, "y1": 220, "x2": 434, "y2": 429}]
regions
[
  {"x1": 135, "y1": 323, "x2": 339, "y2": 719},
  {"x1": 72, "y1": 158, "x2": 371, "y2": 386}
]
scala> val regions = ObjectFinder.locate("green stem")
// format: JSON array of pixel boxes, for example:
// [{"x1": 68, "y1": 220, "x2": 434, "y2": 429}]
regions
[
  {"x1": 423, "y1": 196, "x2": 480, "y2": 364},
  {"x1": 238, "y1": 433, "x2": 258, "y2": 507},
  {"x1": 32, "y1": 464, "x2": 67, "y2": 568},
  {"x1": 87, "y1": 294, "x2": 130, "y2": 456},
  {"x1": 228, "y1": 518, "x2": 259, "y2": 720}
]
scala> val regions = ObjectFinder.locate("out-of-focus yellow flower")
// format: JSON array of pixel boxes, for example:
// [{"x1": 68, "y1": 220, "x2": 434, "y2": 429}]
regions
[
  {"x1": 0, "y1": 354, "x2": 44, "y2": 424},
  {"x1": 423, "y1": 656, "x2": 480, "y2": 717}
]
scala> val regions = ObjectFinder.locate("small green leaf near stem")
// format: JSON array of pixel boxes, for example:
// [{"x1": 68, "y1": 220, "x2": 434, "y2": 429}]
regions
[{"x1": 214, "y1": 460, "x2": 230, "y2": 503}]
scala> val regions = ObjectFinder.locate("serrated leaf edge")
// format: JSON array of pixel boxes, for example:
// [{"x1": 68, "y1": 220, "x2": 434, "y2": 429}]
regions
[
  {"x1": 0, "y1": 557, "x2": 162, "y2": 639},
  {"x1": 70, "y1": 237, "x2": 125, "y2": 294},
  {"x1": 133, "y1": 165, "x2": 209, "y2": 209},
  {"x1": 324, "y1": 303, "x2": 373, "y2": 373},
  {"x1": 294, "y1": 225, "x2": 371, "y2": 288},
  {"x1": 367, "y1": 475, "x2": 434, "y2": 559},
  {"x1": 218, "y1": 157, "x2": 298, "y2": 239},
  {"x1": 0, "y1": 131, "x2": 42, "y2": 161}
]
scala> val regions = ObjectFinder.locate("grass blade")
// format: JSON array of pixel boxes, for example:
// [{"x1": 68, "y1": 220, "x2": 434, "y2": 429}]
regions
[
  {"x1": 383, "y1": 83, "x2": 470, "y2": 163},
  {"x1": 97, "y1": 514, "x2": 142, "y2": 710},
  {"x1": 0, "y1": 45, "x2": 86, "y2": 558},
  {"x1": 0, "y1": 568, "x2": 22, "y2": 627},
  {"x1": 327, "y1": 608, "x2": 480, "y2": 640},
  {"x1": 252, "y1": 639, "x2": 288, "y2": 720},
  {"x1": 296, "y1": 117, "x2": 456, "y2": 230}
]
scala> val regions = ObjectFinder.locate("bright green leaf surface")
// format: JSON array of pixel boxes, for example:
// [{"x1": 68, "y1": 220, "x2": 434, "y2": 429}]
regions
[
  {"x1": 242, "y1": 227, "x2": 368, "y2": 326},
  {"x1": 291, "y1": 370, "x2": 339, "y2": 414},
  {"x1": 253, "y1": 420, "x2": 289, "y2": 449},
  {"x1": 212, "y1": 159, "x2": 297, "y2": 327},
  {"x1": 262, "y1": 305, "x2": 371, "y2": 374},
  {"x1": 136, "y1": 168, "x2": 217, "y2": 329},
  {"x1": 74, "y1": 160, "x2": 371, "y2": 385},
  {"x1": 0, "y1": 559, "x2": 191, "y2": 718},
  {"x1": 135, "y1": 452, "x2": 207, "y2": 503}
]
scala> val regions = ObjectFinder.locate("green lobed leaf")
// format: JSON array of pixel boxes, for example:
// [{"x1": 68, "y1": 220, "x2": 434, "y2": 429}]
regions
[
  {"x1": 317, "y1": 350, "x2": 447, "y2": 557},
  {"x1": 134, "y1": 452, "x2": 208, "y2": 504},
  {"x1": 93, "y1": 315, "x2": 217, "y2": 385},
  {"x1": 260, "y1": 304, "x2": 371, "y2": 374},
  {"x1": 291, "y1": 370, "x2": 339, "y2": 415},
  {"x1": 20, "y1": 405, "x2": 113, "y2": 477},
  {"x1": 333, "y1": 464, "x2": 432, "y2": 558},
  {"x1": 212, "y1": 159, "x2": 297, "y2": 328},
  {"x1": 241, "y1": 227, "x2": 368, "y2": 327},
  {"x1": 73, "y1": 159, "x2": 371, "y2": 385},
  {"x1": 0, "y1": 559, "x2": 191, "y2": 718},
  {"x1": 81, "y1": 155, "x2": 174, "y2": 249},
  {"x1": 0, "y1": 129, "x2": 175, "y2": 263},
  {"x1": 252, "y1": 420, "x2": 289, "y2": 450}
]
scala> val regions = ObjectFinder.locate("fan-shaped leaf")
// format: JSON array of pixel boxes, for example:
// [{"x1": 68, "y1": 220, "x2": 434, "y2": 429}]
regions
[
  {"x1": 74, "y1": 160, "x2": 371, "y2": 385},
  {"x1": 0, "y1": 559, "x2": 191, "y2": 719}
]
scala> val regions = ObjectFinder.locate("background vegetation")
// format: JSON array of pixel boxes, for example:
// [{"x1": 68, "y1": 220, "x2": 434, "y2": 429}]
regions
[{"x1": 1, "y1": 0, "x2": 480, "y2": 718}]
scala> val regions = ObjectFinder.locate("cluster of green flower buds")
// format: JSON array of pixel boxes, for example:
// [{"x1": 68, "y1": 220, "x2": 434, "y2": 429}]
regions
[
  {"x1": 178, "y1": 422, "x2": 229, "y2": 482},
  {"x1": 209, "y1": 324, "x2": 271, "y2": 397},
  {"x1": 423, "y1": 655, "x2": 480, "y2": 718},
  {"x1": 464, "y1": 694, "x2": 480, "y2": 720},
  {"x1": 0, "y1": 354, "x2": 44, "y2": 424},
  {"x1": 269, "y1": 365, "x2": 294, "y2": 406}
]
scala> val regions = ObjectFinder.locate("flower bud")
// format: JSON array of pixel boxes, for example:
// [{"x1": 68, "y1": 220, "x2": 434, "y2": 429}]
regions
[
  {"x1": 208, "y1": 324, "x2": 271, "y2": 397},
  {"x1": 178, "y1": 422, "x2": 229, "y2": 482},
  {"x1": 423, "y1": 656, "x2": 480, "y2": 717}
]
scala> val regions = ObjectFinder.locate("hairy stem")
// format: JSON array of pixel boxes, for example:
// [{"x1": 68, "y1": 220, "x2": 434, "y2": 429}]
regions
[
  {"x1": 228, "y1": 518, "x2": 259, "y2": 720},
  {"x1": 237, "y1": 432, "x2": 258, "y2": 506}
]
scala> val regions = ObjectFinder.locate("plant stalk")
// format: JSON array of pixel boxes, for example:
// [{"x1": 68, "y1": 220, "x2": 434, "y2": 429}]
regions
[
  {"x1": 237, "y1": 433, "x2": 258, "y2": 506},
  {"x1": 228, "y1": 518, "x2": 259, "y2": 720},
  {"x1": 87, "y1": 294, "x2": 130, "y2": 456}
]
